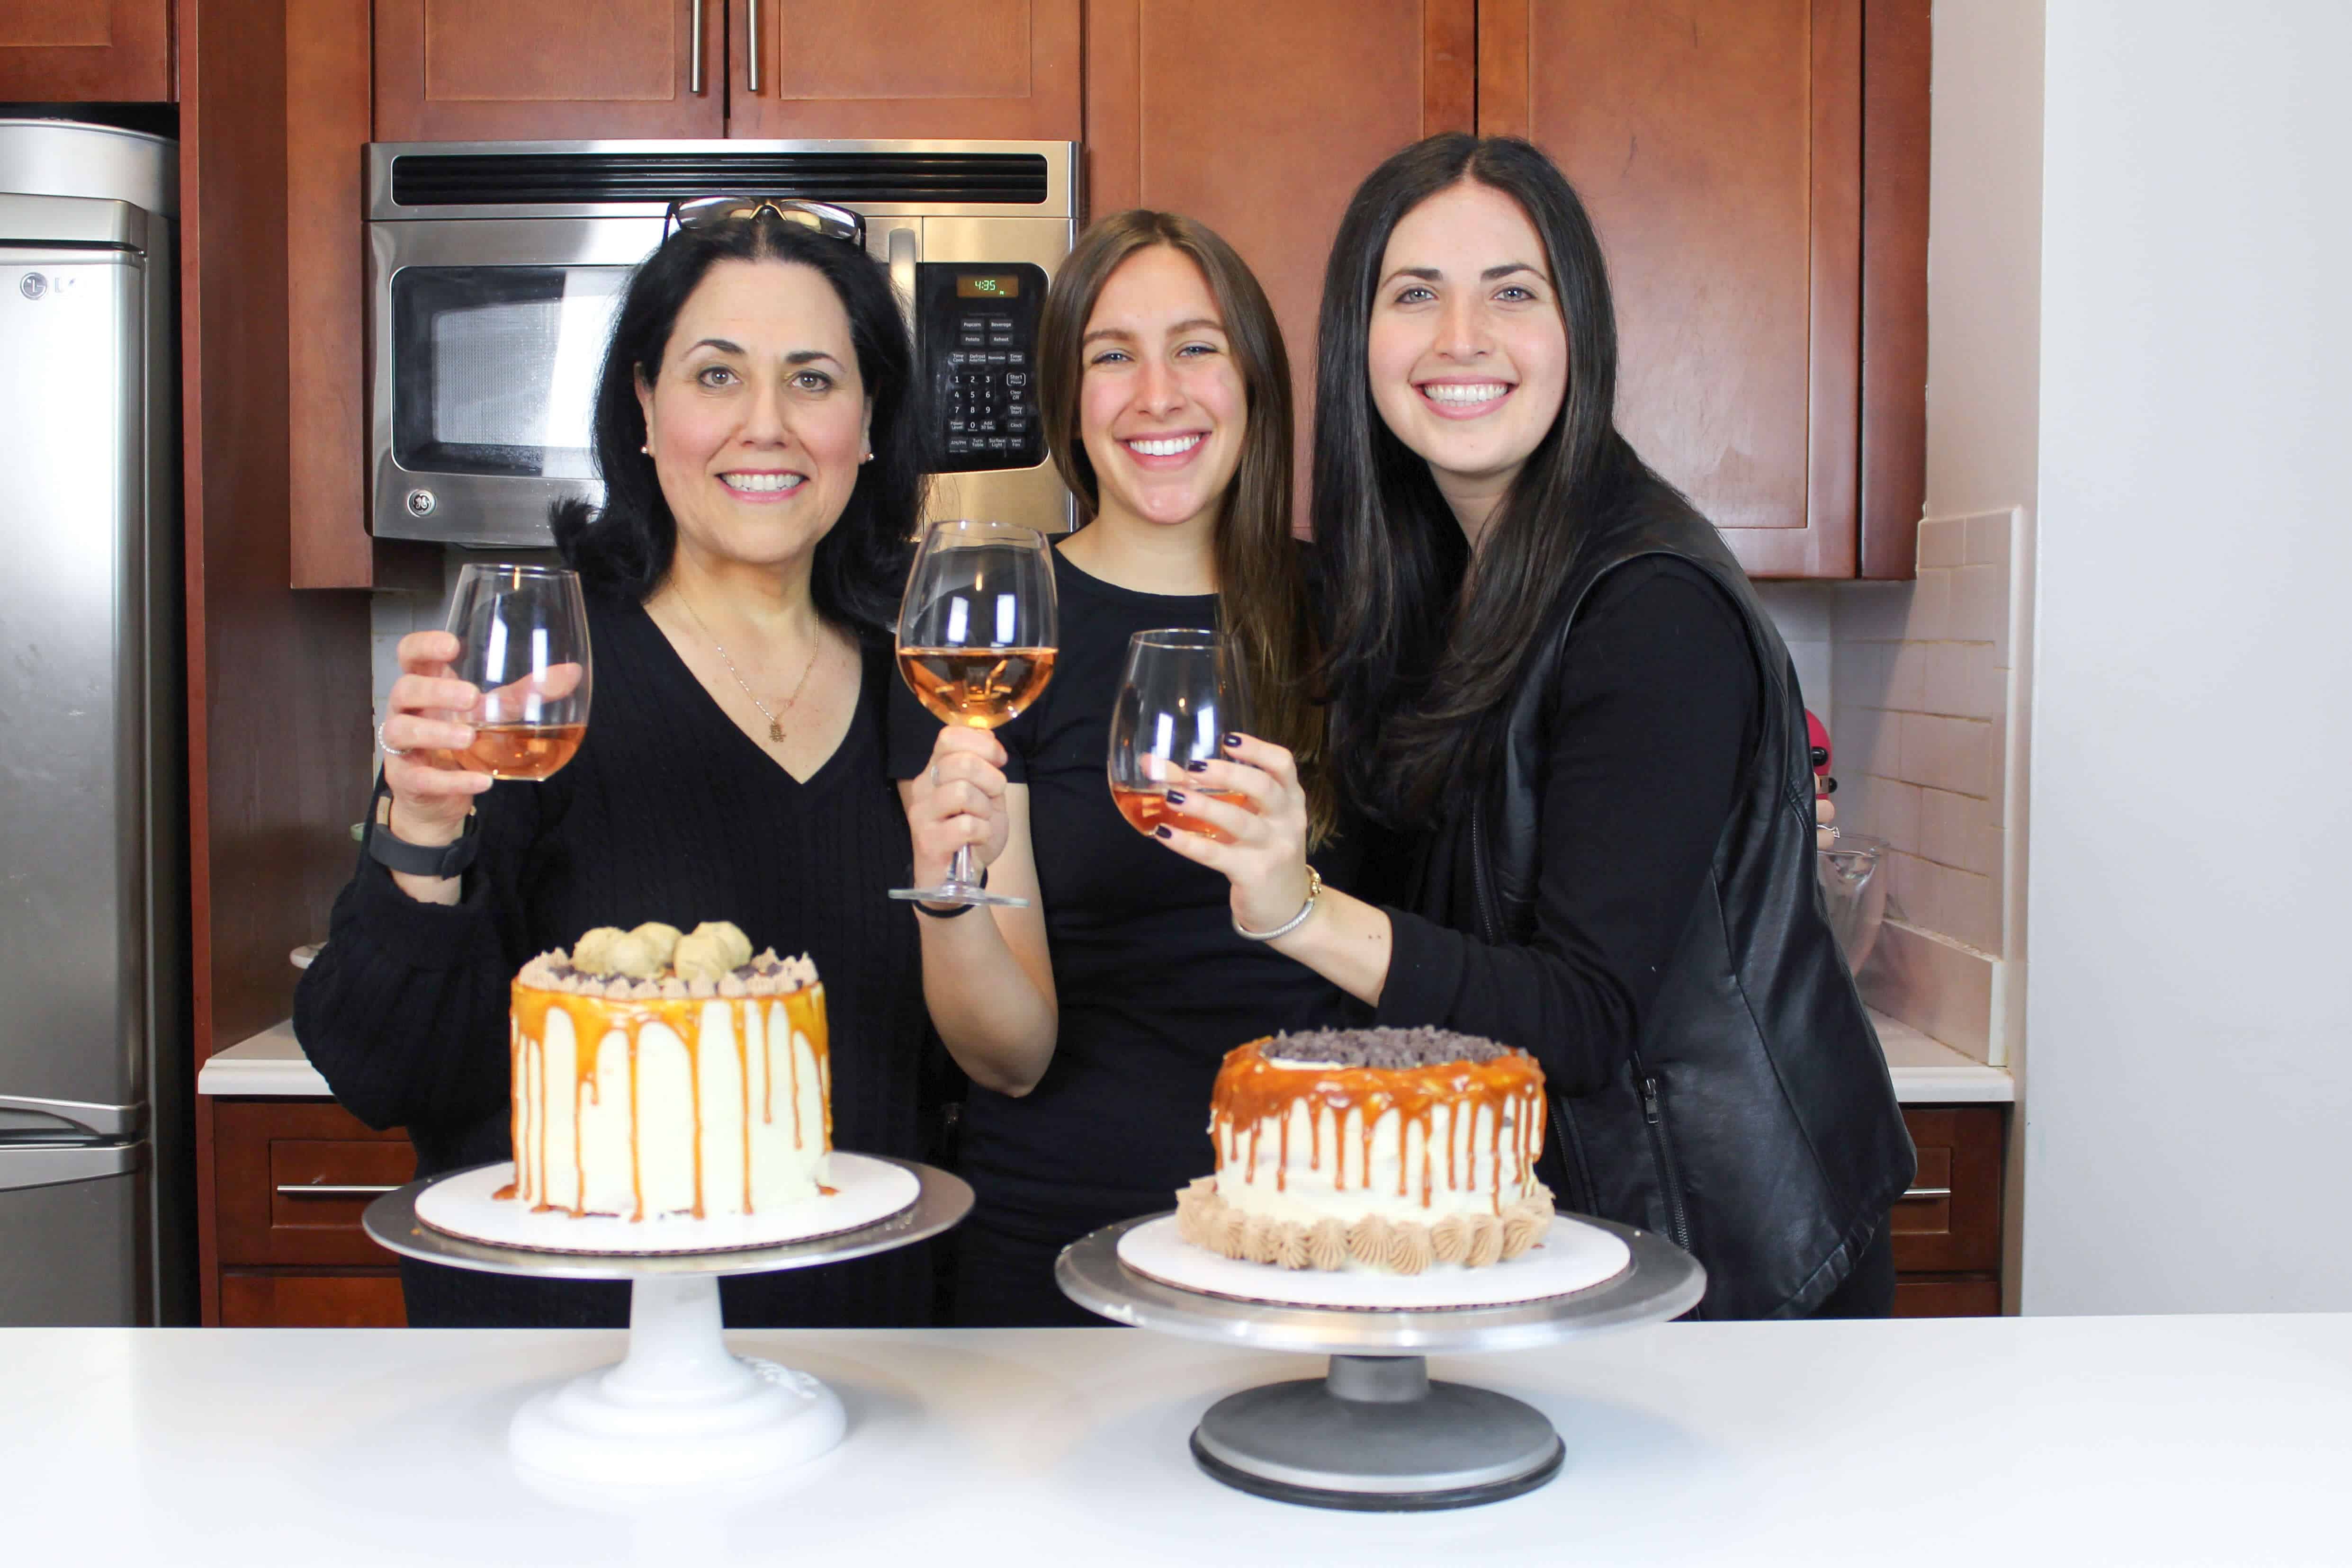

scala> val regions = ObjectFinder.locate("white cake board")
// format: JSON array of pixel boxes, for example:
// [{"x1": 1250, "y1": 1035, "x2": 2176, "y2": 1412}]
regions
[
  {"x1": 1114, "y1": 1213, "x2": 1631, "y2": 1310},
  {"x1": 414, "y1": 1152, "x2": 919, "y2": 1254}
]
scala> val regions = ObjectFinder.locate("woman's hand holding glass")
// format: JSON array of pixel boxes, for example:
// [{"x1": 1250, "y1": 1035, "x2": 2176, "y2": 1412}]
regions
[
  {"x1": 1140, "y1": 733, "x2": 1317, "y2": 937},
  {"x1": 379, "y1": 629, "x2": 497, "y2": 843},
  {"x1": 907, "y1": 727, "x2": 1014, "y2": 891}
]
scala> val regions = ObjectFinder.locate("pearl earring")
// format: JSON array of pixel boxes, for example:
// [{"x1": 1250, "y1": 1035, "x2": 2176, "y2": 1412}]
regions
[{"x1": 640, "y1": 442, "x2": 651, "y2": 455}]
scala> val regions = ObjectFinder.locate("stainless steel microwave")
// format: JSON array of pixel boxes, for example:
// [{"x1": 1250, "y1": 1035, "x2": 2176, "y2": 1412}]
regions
[{"x1": 366, "y1": 139, "x2": 1081, "y2": 547}]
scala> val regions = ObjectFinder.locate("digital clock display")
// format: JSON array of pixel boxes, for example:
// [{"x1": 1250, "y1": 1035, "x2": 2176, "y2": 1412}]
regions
[{"x1": 955, "y1": 274, "x2": 1022, "y2": 299}]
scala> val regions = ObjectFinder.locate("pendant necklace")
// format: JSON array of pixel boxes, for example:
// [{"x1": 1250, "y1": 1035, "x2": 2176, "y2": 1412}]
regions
[{"x1": 676, "y1": 592, "x2": 821, "y2": 744}]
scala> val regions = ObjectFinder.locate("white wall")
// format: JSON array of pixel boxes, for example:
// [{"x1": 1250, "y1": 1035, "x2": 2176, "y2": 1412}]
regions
[{"x1": 2025, "y1": 4, "x2": 2352, "y2": 1312}]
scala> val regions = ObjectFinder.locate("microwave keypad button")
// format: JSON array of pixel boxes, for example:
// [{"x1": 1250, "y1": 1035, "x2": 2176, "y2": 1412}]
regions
[
  {"x1": 1005, "y1": 351, "x2": 1027, "y2": 367},
  {"x1": 947, "y1": 438, "x2": 974, "y2": 455},
  {"x1": 1004, "y1": 372, "x2": 1029, "y2": 389}
]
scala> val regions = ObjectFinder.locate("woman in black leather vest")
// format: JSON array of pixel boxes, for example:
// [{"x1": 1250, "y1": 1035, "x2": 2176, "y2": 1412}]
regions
[{"x1": 1140, "y1": 134, "x2": 1915, "y2": 1318}]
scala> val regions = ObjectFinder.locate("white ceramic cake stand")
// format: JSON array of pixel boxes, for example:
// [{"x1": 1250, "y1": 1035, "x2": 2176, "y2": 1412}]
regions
[
  {"x1": 1056, "y1": 1212, "x2": 1704, "y2": 1512},
  {"x1": 364, "y1": 1156, "x2": 970, "y2": 1490}
]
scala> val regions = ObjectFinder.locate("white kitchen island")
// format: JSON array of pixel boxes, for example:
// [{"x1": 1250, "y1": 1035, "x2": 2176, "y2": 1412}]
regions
[{"x1": 2, "y1": 1315, "x2": 2340, "y2": 1567}]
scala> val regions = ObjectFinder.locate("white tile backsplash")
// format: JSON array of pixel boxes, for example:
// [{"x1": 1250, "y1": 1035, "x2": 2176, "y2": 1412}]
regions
[{"x1": 1825, "y1": 506, "x2": 2032, "y2": 1062}]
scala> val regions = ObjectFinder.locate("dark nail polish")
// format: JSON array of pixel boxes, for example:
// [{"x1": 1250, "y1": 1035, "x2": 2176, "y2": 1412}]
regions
[
  {"x1": 1154, "y1": 825, "x2": 1173, "y2": 840},
  {"x1": 1185, "y1": 759, "x2": 1209, "y2": 773},
  {"x1": 1221, "y1": 733, "x2": 1243, "y2": 748},
  {"x1": 1165, "y1": 790, "x2": 1186, "y2": 806}
]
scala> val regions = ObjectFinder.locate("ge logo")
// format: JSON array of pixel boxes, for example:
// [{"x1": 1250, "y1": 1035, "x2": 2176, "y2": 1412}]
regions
[{"x1": 19, "y1": 273, "x2": 47, "y2": 300}]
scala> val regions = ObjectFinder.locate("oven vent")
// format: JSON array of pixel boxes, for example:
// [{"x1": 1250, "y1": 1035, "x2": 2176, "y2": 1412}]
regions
[{"x1": 389, "y1": 152, "x2": 1051, "y2": 208}]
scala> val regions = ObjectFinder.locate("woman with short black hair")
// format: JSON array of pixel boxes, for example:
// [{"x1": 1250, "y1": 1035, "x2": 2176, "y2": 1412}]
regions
[
  {"x1": 1149, "y1": 136, "x2": 1915, "y2": 1319},
  {"x1": 297, "y1": 207, "x2": 938, "y2": 1328}
]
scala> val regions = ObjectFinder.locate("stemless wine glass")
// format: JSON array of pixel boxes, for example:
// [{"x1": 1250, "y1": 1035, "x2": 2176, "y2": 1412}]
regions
[
  {"x1": 1107, "y1": 628, "x2": 1249, "y2": 843},
  {"x1": 422, "y1": 562, "x2": 593, "y2": 781},
  {"x1": 892, "y1": 519, "x2": 1059, "y2": 907}
]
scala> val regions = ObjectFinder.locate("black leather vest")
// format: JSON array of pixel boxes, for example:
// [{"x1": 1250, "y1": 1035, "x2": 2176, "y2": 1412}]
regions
[{"x1": 1432, "y1": 470, "x2": 1915, "y2": 1318}]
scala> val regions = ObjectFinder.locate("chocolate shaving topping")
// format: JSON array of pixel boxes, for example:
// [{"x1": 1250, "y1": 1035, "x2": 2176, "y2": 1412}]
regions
[{"x1": 1263, "y1": 1026, "x2": 1523, "y2": 1070}]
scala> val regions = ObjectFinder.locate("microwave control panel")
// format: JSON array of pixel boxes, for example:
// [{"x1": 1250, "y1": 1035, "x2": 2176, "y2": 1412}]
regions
[{"x1": 919, "y1": 262, "x2": 1049, "y2": 473}]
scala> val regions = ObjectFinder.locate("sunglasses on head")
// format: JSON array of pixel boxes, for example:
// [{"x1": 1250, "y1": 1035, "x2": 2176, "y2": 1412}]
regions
[{"x1": 661, "y1": 196, "x2": 867, "y2": 248}]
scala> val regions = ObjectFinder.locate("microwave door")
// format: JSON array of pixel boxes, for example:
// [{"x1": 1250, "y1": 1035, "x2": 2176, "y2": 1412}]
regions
[{"x1": 370, "y1": 217, "x2": 662, "y2": 547}]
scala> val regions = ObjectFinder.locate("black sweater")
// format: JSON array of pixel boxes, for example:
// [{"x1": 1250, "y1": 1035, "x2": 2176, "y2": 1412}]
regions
[
  {"x1": 1372, "y1": 556, "x2": 1763, "y2": 1094},
  {"x1": 295, "y1": 589, "x2": 934, "y2": 1327}
]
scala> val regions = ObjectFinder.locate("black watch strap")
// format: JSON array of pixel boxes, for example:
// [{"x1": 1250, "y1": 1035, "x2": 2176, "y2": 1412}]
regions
[{"x1": 367, "y1": 796, "x2": 480, "y2": 879}]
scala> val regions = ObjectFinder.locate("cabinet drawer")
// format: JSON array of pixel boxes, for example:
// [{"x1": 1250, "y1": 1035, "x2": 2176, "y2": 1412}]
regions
[
  {"x1": 214, "y1": 1101, "x2": 415, "y2": 1267},
  {"x1": 220, "y1": 1270, "x2": 407, "y2": 1327},
  {"x1": 1892, "y1": 1107, "x2": 2004, "y2": 1273},
  {"x1": 1893, "y1": 1275, "x2": 2001, "y2": 1318}
]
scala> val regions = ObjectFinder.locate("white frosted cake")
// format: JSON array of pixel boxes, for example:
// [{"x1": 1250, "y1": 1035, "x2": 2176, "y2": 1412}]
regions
[
  {"x1": 1176, "y1": 1027, "x2": 1553, "y2": 1273},
  {"x1": 502, "y1": 921, "x2": 831, "y2": 1220}
]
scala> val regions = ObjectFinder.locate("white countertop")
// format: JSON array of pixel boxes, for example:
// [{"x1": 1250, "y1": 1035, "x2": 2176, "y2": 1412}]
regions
[
  {"x1": 3, "y1": 1316, "x2": 2342, "y2": 1566},
  {"x1": 200, "y1": 1010, "x2": 2011, "y2": 1103}
]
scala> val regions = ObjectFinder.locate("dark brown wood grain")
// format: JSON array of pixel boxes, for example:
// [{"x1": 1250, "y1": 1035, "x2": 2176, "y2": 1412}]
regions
[
  {"x1": 729, "y1": 0, "x2": 1080, "y2": 139},
  {"x1": 1085, "y1": 0, "x2": 1476, "y2": 525},
  {"x1": 374, "y1": 0, "x2": 721, "y2": 140},
  {"x1": 1892, "y1": 1275, "x2": 2000, "y2": 1319},
  {"x1": 215, "y1": 1101, "x2": 413, "y2": 1267},
  {"x1": 180, "y1": 0, "x2": 376, "y2": 1317},
  {"x1": 1486, "y1": 0, "x2": 1861, "y2": 578},
  {"x1": 1859, "y1": 0, "x2": 1929, "y2": 579},
  {"x1": 0, "y1": 0, "x2": 171, "y2": 100},
  {"x1": 1893, "y1": 1106, "x2": 2006, "y2": 1274},
  {"x1": 220, "y1": 1270, "x2": 408, "y2": 1327},
  {"x1": 285, "y1": 0, "x2": 374, "y2": 589}
]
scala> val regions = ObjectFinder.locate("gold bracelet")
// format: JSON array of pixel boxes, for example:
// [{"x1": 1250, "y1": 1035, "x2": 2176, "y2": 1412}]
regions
[{"x1": 1233, "y1": 865, "x2": 1321, "y2": 941}]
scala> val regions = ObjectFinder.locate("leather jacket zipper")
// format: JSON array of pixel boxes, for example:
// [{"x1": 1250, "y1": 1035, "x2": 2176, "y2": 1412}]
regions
[{"x1": 1641, "y1": 1073, "x2": 1694, "y2": 1254}]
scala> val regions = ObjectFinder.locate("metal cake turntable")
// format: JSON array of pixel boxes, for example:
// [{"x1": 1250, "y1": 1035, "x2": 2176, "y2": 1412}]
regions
[{"x1": 1057, "y1": 1211, "x2": 1705, "y2": 1511}]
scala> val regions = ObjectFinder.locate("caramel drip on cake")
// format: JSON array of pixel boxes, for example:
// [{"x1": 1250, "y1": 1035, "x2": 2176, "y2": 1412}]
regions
[
  {"x1": 509, "y1": 983, "x2": 832, "y2": 1219},
  {"x1": 1209, "y1": 1039, "x2": 1546, "y2": 1210}
]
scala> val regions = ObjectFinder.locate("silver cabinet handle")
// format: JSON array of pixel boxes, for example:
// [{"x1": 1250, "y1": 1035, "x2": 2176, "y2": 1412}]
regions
[
  {"x1": 747, "y1": 0, "x2": 760, "y2": 92},
  {"x1": 690, "y1": 0, "x2": 705, "y2": 95},
  {"x1": 1898, "y1": 1185, "x2": 1954, "y2": 1201},
  {"x1": 275, "y1": 1183, "x2": 401, "y2": 1197}
]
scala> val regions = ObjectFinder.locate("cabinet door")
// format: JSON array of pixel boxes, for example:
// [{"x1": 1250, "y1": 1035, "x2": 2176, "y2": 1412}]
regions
[
  {"x1": 1086, "y1": 0, "x2": 1477, "y2": 518},
  {"x1": 730, "y1": 0, "x2": 1080, "y2": 140},
  {"x1": 0, "y1": 0, "x2": 170, "y2": 100},
  {"x1": 1481, "y1": 0, "x2": 1860, "y2": 576},
  {"x1": 375, "y1": 0, "x2": 722, "y2": 141}
]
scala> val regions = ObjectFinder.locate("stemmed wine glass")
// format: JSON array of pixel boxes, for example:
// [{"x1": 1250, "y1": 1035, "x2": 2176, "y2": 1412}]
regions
[
  {"x1": 892, "y1": 519, "x2": 1059, "y2": 907},
  {"x1": 1107, "y1": 628, "x2": 1248, "y2": 842},
  {"x1": 422, "y1": 562, "x2": 593, "y2": 781}
]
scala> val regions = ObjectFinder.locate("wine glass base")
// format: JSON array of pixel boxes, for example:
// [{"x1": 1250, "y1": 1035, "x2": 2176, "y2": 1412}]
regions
[{"x1": 888, "y1": 885, "x2": 1031, "y2": 909}]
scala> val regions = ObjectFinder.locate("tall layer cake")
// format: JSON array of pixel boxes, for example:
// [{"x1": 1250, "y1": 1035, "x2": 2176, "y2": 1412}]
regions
[
  {"x1": 503, "y1": 921, "x2": 831, "y2": 1220},
  {"x1": 1176, "y1": 1027, "x2": 1553, "y2": 1273}
]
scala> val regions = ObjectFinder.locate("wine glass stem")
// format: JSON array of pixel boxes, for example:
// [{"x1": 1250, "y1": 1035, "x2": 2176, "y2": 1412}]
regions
[{"x1": 949, "y1": 843, "x2": 980, "y2": 891}]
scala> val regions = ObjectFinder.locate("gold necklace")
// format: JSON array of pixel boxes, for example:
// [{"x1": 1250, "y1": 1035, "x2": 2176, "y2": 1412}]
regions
[{"x1": 674, "y1": 592, "x2": 822, "y2": 744}]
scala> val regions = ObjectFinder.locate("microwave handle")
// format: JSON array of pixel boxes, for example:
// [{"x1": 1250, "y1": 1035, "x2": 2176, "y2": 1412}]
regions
[
  {"x1": 747, "y1": 0, "x2": 760, "y2": 92},
  {"x1": 889, "y1": 229, "x2": 918, "y2": 338},
  {"x1": 690, "y1": 0, "x2": 705, "y2": 95}
]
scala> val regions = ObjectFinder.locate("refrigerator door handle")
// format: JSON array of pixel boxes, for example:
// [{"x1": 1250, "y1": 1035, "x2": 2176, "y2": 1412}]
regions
[
  {"x1": 0, "y1": 1142, "x2": 144, "y2": 1193},
  {"x1": 0, "y1": 1095, "x2": 143, "y2": 1140}
]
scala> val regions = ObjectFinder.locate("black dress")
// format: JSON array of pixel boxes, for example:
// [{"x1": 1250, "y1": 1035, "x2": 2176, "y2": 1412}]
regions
[
  {"x1": 296, "y1": 587, "x2": 935, "y2": 1327},
  {"x1": 888, "y1": 549, "x2": 1355, "y2": 1326}
]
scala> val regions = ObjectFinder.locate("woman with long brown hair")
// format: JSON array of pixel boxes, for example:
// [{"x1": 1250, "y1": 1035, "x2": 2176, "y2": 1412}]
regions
[
  {"x1": 1155, "y1": 136, "x2": 1913, "y2": 1320},
  {"x1": 891, "y1": 211, "x2": 1346, "y2": 1326}
]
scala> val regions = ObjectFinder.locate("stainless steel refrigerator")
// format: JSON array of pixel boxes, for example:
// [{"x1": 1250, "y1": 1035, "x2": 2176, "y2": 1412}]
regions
[{"x1": 0, "y1": 120, "x2": 188, "y2": 1325}]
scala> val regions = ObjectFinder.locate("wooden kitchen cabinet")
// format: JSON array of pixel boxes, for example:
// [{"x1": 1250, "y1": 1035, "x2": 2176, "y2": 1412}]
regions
[
  {"x1": 209, "y1": 1101, "x2": 413, "y2": 1326},
  {"x1": 1890, "y1": 1106, "x2": 2006, "y2": 1317},
  {"x1": 1084, "y1": 0, "x2": 1477, "y2": 515},
  {"x1": 729, "y1": 0, "x2": 1079, "y2": 140},
  {"x1": 1480, "y1": 0, "x2": 1923, "y2": 578},
  {"x1": 0, "y1": 0, "x2": 171, "y2": 101},
  {"x1": 374, "y1": 0, "x2": 724, "y2": 141}
]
